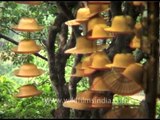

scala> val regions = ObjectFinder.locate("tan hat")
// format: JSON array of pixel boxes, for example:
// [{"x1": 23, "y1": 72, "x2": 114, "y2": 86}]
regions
[
  {"x1": 91, "y1": 76, "x2": 110, "y2": 92},
  {"x1": 106, "y1": 53, "x2": 136, "y2": 69},
  {"x1": 89, "y1": 51, "x2": 111, "y2": 70},
  {"x1": 12, "y1": 18, "x2": 44, "y2": 32},
  {"x1": 132, "y1": 1, "x2": 146, "y2": 6},
  {"x1": 87, "y1": 16, "x2": 106, "y2": 32},
  {"x1": 103, "y1": 70, "x2": 142, "y2": 96},
  {"x1": 122, "y1": 63, "x2": 143, "y2": 86},
  {"x1": 63, "y1": 90, "x2": 94, "y2": 110},
  {"x1": 103, "y1": 105, "x2": 144, "y2": 119},
  {"x1": 14, "y1": 63, "x2": 44, "y2": 77},
  {"x1": 12, "y1": 39, "x2": 41, "y2": 54},
  {"x1": 87, "y1": 24, "x2": 114, "y2": 40},
  {"x1": 71, "y1": 62, "x2": 87, "y2": 77},
  {"x1": 104, "y1": 15, "x2": 134, "y2": 34},
  {"x1": 64, "y1": 36, "x2": 107, "y2": 54},
  {"x1": 15, "y1": 84, "x2": 42, "y2": 98},
  {"x1": 81, "y1": 56, "x2": 96, "y2": 75},
  {"x1": 130, "y1": 35, "x2": 141, "y2": 49},
  {"x1": 15, "y1": 1, "x2": 42, "y2": 5}
]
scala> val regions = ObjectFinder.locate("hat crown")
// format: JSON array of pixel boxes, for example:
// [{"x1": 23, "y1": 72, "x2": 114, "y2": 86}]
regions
[
  {"x1": 20, "y1": 63, "x2": 38, "y2": 71},
  {"x1": 76, "y1": 8, "x2": 90, "y2": 20},
  {"x1": 76, "y1": 90, "x2": 94, "y2": 103},
  {"x1": 87, "y1": 4, "x2": 101, "y2": 13},
  {"x1": 81, "y1": 56, "x2": 92, "y2": 69},
  {"x1": 76, "y1": 36, "x2": 94, "y2": 49}
]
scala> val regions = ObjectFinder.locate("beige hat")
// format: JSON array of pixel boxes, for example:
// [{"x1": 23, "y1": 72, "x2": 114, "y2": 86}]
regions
[
  {"x1": 15, "y1": 1, "x2": 42, "y2": 5},
  {"x1": 12, "y1": 18, "x2": 44, "y2": 32},
  {"x1": 87, "y1": 24, "x2": 114, "y2": 40},
  {"x1": 64, "y1": 36, "x2": 107, "y2": 54},
  {"x1": 15, "y1": 84, "x2": 42, "y2": 98},
  {"x1": 89, "y1": 51, "x2": 111, "y2": 70},
  {"x1": 104, "y1": 15, "x2": 134, "y2": 34},
  {"x1": 103, "y1": 105, "x2": 145, "y2": 119},
  {"x1": 14, "y1": 63, "x2": 44, "y2": 77},
  {"x1": 106, "y1": 53, "x2": 136, "y2": 69},
  {"x1": 12, "y1": 39, "x2": 41, "y2": 54},
  {"x1": 91, "y1": 76, "x2": 110, "y2": 92},
  {"x1": 130, "y1": 36, "x2": 141, "y2": 49}
]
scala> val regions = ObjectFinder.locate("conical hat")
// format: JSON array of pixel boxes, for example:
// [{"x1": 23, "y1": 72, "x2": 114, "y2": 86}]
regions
[
  {"x1": 102, "y1": 71, "x2": 142, "y2": 95},
  {"x1": 15, "y1": 1, "x2": 42, "y2": 5},
  {"x1": 15, "y1": 84, "x2": 42, "y2": 98},
  {"x1": 104, "y1": 15, "x2": 134, "y2": 34},
  {"x1": 103, "y1": 105, "x2": 145, "y2": 119},
  {"x1": 12, "y1": 18, "x2": 44, "y2": 32},
  {"x1": 14, "y1": 63, "x2": 44, "y2": 77},
  {"x1": 12, "y1": 39, "x2": 41, "y2": 54}
]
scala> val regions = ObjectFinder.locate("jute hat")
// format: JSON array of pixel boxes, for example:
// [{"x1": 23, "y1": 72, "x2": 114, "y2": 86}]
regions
[
  {"x1": 15, "y1": 84, "x2": 42, "y2": 98},
  {"x1": 104, "y1": 15, "x2": 134, "y2": 34},
  {"x1": 12, "y1": 18, "x2": 44, "y2": 32},
  {"x1": 102, "y1": 70, "x2": 142, "y2": 96},
  {"x1": 103, "y1": 105, "x2": 145, "y2": 119},
  {"x1": 89, "y1": 51, "x2": 111, "y2": 70},
  {"x1": 12, "y1": 39, "x2": 41, "y2": 54},
  {"x1": 64, "y1": 36, "x2": 107, "y2": 54},
  {"x1": 14, "y1": 63, "x2": 44, "y2": 77},
  {"x1": 106, "y1": 53, "x2": 136, "y2": 69},
  {"x1": 129, "y1": 35, "x2": 141, "y2": 49},
  {"x1": 15, "y1": 1, "x2": 42, "y2": 5},
  {"x1": 87, "y1": 24, "x2": 114, "y2": 40}
]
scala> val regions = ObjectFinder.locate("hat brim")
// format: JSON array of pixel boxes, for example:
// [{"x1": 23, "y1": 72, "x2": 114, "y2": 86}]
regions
[
  {"x1": 104, "y1": 27, "x2": 133, "y2": 34},
  {"x1": 105, "y1": 64, "x2": 127, "y2": 69},
  {"x1": 12, "y1": 46, "x2": 41, "y2": 54},
  {"x1": 12, "y1": 25, "x2": 44, "y2": 32},
  {"x1": 83, "y1": 68, "x2": 96, "y2": 75},
  {"x1": 87, "y1": 35, "x2": 114, "y2": 40},
  {"x1": 14, "y1": 69, "x2": 45, "y2": 77},
  {"x1": 70, "y1": 73, "x2": 87, "y2": 77},
  {"x1": 89, "y1": 66, "x2": 111, "y2": 70},
  {"x1": 15, "y1": 90, "x2": 42, "y2": 98},
  {"x1": 63, "y1": 100, "x2": 92, "y2": 110},
  {"x1": 65, "y1": 20, "x2": 81, "y2": 26}
]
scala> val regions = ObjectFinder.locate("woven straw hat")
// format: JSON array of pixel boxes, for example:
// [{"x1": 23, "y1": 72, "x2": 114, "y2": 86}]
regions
[
  {"x1": 87, "y1": 24, "x2": 114, "y2": 40},
  {"x1": 12, "y1": 39, "x2": 41, "y2": 54},
  {"x1": 12, "y1": 18, "x2": 44, "y2": 32},
  {"x1": 14, "y1": 63, "x2": 44, "y2": 77},
  {"x1": 15, "y1": 1, "x2": 42, "y2": 5},
  {"x1": 15, "y1": 84, "x2": 42, "y2": 98},
  {"x1": 106, "y1": 53, "x2": 136, "y2": 69},
  {"x1": 89, "y1": 51, "x2": 111, "y2": 70},
  {"x1": 64, "y1": 36, "x2": 107, "y2": 54},
  {"x1": 63, "y1": 90, "x2": 94, "y2": 110},
  {"x1": 81, "y1": 56, "x2": 96, "y2": 75},
  {"x1": 102, "y1": 70, "x2": 142, "y2": 96},
  {"x1": 104, "y1": 15, "x2": 134, "y2": 34},
  {"x1": 130, "y1": 36, "x2": 141, "y2": 49},
  {"x1": 103, "y1": 105, "x2": 144, "y2": 119},
  {"x1": 91, "y1": 76, "x2": 110, "y2": 92}
]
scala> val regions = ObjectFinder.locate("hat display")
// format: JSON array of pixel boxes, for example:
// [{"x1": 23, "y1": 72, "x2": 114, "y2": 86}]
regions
[
  {"x1": 87, "y1": 24, "x2": 114, "y2": 40},
  {"x1": 104, "y1": 15, "x2": 134, "y2": 34},
  {"x1": 64, "y1": 36, "x2": 107, "y2": 54},
  {"x1": 89, "y1": 51, "x2": 111, "y2": 70},
  {"x1": 12, "y1": 18, "x2": 44, "y2": 32},
  {"x1": 15, "y1": 1, "x2": 42, "y2": 5},
  {"x1": 130, "y1": 36, "x2": 141, "y2": 49},
  {"x1": 12, "y1": 39, "x2": 41, "y2": 54},
  {"x1": 103, "y1": 69, "x2": 142, "y2": 96},
  {"x1": 106, "y1": 53, "x2": 136, "y2": 69},
  {"x1": 91, "y1": 76, "x2": 110, "y2": 92},
  {"x1": 15, "y1": 84, "x2": 42, "y2": 98},
  {"x1": 103, "y1": 105, "x2": 145, "y2": 119},
  {"x1": 14, "y1": 63, "x2": 44, "y2": 77}
]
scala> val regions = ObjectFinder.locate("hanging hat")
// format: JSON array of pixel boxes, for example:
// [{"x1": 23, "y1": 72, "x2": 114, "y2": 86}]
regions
[
  {"x1": 81, "y1": 56, "x2": 96, "y2": 75},
  {"x1": 12, "y1": 18, "x2": 44, "y2": 32},
  {"x1": 63, "y1": 90, "x2": 94, "y2": 110},
  {"x1": 87, "y1": 16, "x2": 106, "y2": 32},
  {"x1": 103, "y1": 105, "x2": 145, "y2": 119},
  {"x1": 129, "y1": 35, "x2": 141, "y2": 49},
  {"x1": 103, "y1": 70, "x2": 142, "y2": 96},
  {"x1": 89, "y1": 51, "x2": 111, "y2": 70},
  {"x1": 14, "y1": 63, "x2": 44, "y2": 77},
  {"x1": 91, "y1": 93, "x2": 112, "y2": 108},
  {"x1": 64, "y1": 36, "x2": 107, "y2": 54},
  {"x1": 15, "y1": 1, "x2": 42, "y2": 5},
  {"x1": 132, "y1": 1, "x2": 146, "y2": 6},
  {"x1": 71, "y1": 62, "x2": 87, "y2": 77},
  {"x1": 15, "y1": 84, "x2": 42, "y2": 98},
  {"x1": 87, "y1": 24, "x2": 114, "y2": 40},
  {"x1": 12, "y1": 39, "x2": 41, "y2": 54},
  {"x1": 91, "y1": 76, "x2": 110, "y2": 92},
  {"x1": 65, "y1": 7, "x2": 98, "y2": 26},
  {"x1": 104, "y1": 15, "x2": 134, "y2": 34},
  {"x1": 106, "y1": 53, "x2": 136, "y2": 69},
  {"x1": 122, "y1": 63, "x2": 143, "y2": 87}
]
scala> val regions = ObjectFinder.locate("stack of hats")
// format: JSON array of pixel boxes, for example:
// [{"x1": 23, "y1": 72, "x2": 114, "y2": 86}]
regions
[{"x1": 11, "y1": 1, "x2": 44, "y2": 98}]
